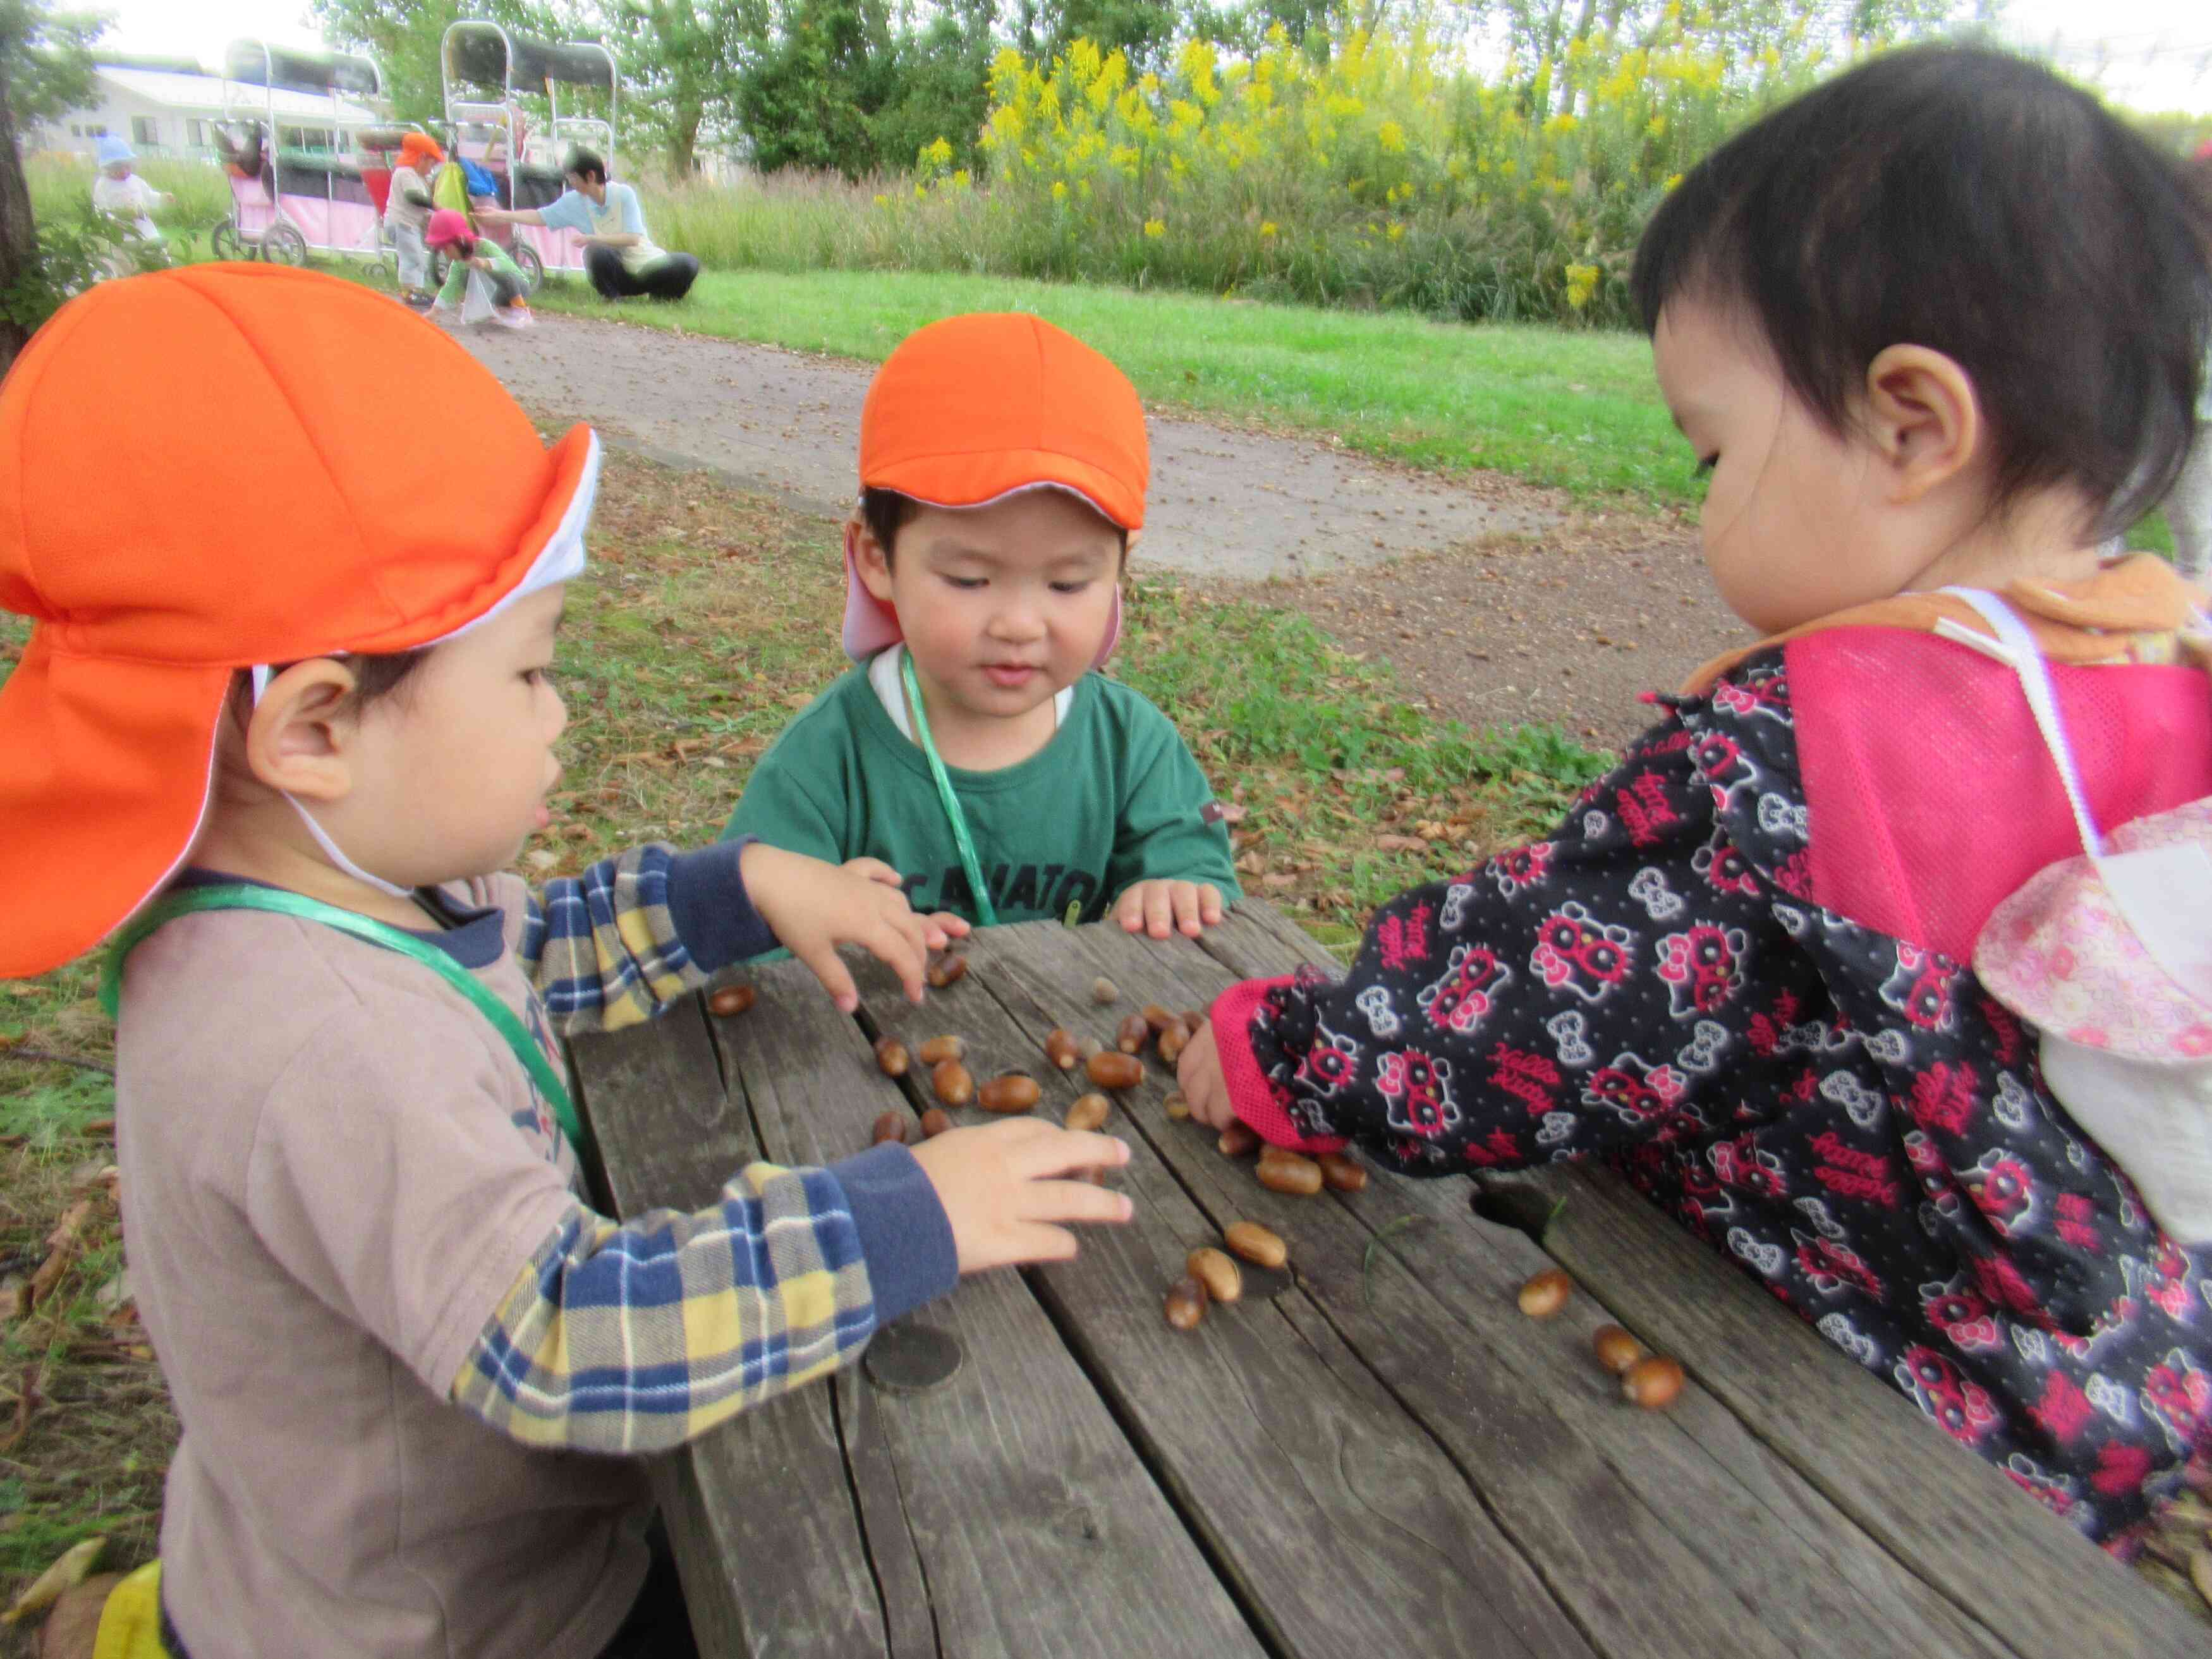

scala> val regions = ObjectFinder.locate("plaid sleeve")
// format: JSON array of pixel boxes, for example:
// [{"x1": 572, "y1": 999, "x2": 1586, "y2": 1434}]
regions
[
  {"x1": 521, "y1": 844, "x2": 703, "y2": 1036},
  {"x1": 451, "y1": 1161, "x2": 876, "y2": 1452}
]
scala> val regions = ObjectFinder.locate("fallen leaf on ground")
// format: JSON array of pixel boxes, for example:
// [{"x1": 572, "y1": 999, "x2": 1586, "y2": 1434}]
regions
[
  {"x1": 0, "y1": 1536, "x2": 104, "y2": 1626},
  {"x1": 27, "y1": 1200, "x2": 94, "y2": 1313}
]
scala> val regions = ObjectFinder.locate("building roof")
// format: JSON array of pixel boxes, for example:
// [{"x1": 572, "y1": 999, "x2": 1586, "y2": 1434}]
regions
[{"x1": 91, "y1": 66, "x2": 382, "y2": 125}]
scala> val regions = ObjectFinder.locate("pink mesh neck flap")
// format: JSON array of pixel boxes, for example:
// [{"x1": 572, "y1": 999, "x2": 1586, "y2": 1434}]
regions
[{"x1": 1792, "y1": 628, "x2": 2212, "y2": 963}]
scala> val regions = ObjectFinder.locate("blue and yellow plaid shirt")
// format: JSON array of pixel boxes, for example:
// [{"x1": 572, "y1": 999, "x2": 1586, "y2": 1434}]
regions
[{"x1": 451, "y1": 842, "x2": 955, "y2": 1453}]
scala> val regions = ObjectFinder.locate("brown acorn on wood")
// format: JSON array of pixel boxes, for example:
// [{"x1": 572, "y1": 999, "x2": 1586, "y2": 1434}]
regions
[
  {"x1": 1164, "y1": 1275, "x2": 1208, "y2": 1331},
  {"x1": 873, "y1": 1036, "x2": 909, "y2": 1077},
  {"x1": 1317, "y1": 1153, "x2": 1367, "y2": 1193},
  {"x1": 1255, "y1": 1146, "x2": 1323, "y2": 1196},
  {"x1": 1224, "y1": 1222, "x2": 1286, "y2": 1268},
  {"x1": 707, "y1": 984, "x2": 755, "y2": 1016},
  {"x1": 1064, "y1": 1093, "x2": 1112, "y2": 1133},
  {"x1": 1621, "y1": 1354, "x2": 1684, "y2": 1410},
  {"x1": 978, "y1": 1073, "x2": 1040, "y2": 1114},
  {"x1": 1217, "y1": 1122, "x2": 1260, "y2": 1158},
  {"x1": 1517, "y1": 1269, "x2": 1572, "y2": 1318},
  {"x1": 1086, "y1": 1050, "x2": 1144, "y2": 1090}
]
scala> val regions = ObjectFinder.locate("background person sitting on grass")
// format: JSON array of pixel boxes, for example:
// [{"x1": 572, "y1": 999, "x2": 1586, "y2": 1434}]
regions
[{"x1": 477, "y1": 148, "x2": 699, "y2": 303}]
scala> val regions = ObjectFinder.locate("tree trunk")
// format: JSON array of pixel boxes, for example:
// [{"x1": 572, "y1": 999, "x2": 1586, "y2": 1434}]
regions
[
  {"x1": 670, "y1": 95, "x2": 703, "y2": 174},
  {"x1": 0, "y1": 46, "x2": 38, "y2": 376}
]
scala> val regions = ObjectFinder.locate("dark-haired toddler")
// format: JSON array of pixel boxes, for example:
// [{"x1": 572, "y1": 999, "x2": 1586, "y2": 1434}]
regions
[{"x1": 1181, "y1": 44, "x2": 2212, "y2": 1549}]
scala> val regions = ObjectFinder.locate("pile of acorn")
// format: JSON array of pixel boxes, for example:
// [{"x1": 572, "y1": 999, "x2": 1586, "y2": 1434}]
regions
[
  {"x1": 708, "y1": 957, "x2": 1383, "y2": 1331},
  {"x1": 1517, "y1": 1267, "x2": 1685, "y2": 1411}
]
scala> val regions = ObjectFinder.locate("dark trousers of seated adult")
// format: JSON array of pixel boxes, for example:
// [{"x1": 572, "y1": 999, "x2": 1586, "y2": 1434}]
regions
[{"x1": 583, "y1": 245, "x2": 700, "y2": 301}]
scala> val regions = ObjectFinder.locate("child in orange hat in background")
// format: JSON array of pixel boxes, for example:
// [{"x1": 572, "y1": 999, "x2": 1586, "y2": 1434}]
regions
[
  {"x1": 0, "y1": 267, "x2": 1133, "y2": 1659},
  {"x1": 723, "y1": 312, "x2": 1241, "y2": 939},
  {"x1": 386, "y1": 130, "x2": 442, "y2": 307}
]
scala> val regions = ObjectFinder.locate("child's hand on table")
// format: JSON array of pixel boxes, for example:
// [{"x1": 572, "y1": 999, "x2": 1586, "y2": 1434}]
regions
[
  {"x1": 1175, "y1": 1021, "x2": 1239, "y2": 1131},
  {"x1": 909, "y1": 1119, "x2": 1133, "y2": 1270},
  {"x1": 1113, "y1": 879, "x2": 1227, "y2": 939},
  {"x1": 739, "y1": 844, "x2": 969, "y2": 1011}
]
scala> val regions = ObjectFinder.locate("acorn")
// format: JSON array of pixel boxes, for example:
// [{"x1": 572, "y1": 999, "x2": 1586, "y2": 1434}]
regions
[
  {"x1": 1517, "y1": 1268, "x2": 1571, "y2": 1318},
  {"x1": 1622, "y1": 1354, "x2": 1685, "y2": 1411},
  {"x1": 1591, "y1": 1324, "x2": 1643, "y2": 1375}
]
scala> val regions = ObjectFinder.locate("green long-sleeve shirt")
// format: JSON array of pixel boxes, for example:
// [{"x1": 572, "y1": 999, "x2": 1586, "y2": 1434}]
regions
[{"x1": 723, "y1": 662, "x2": 1241, "y2": 925}]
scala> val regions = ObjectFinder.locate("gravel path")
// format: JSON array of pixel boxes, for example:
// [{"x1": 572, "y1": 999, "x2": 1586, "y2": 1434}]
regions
[{"x1": 459, "y1": 312, "x2": 1750, "y2": 750}]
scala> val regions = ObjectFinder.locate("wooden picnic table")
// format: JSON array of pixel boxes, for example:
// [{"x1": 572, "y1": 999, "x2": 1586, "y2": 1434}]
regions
[{"x1": 568, "y1": 901, "x2": 2204, "y2": 1659}]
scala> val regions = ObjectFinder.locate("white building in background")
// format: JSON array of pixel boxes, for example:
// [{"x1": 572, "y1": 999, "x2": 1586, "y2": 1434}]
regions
[{"x1": 23, "y1": 64, "x2": 380, "y2": 162}]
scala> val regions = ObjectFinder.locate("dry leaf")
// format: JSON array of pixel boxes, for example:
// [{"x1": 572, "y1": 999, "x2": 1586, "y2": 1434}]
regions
[
  {"x1": 0, "y1": 1536, "x2": 103, "y2": 1626},
  {"x1": 27, "y1": 1200, "x2": 94, "y2": 1312},
  {"x1": 1374, "y1": 834, "x2": 1429, "y2": 853}
]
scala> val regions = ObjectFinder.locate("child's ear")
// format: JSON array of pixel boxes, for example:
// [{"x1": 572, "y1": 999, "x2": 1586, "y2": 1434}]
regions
[
  {"x1": 242, "y1": 660, "x2": 360, "y2": 802},
  {"x1": 1861, "y1": 345, "x2": 1983, "y2": 503},
  {"x1": 848, "y1": 517, "x2": 896, "y2": 603}
]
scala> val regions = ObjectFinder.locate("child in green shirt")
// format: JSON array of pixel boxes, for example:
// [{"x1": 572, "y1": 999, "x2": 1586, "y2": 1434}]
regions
[
  {"x1": 425, "y1": 209, "x2": 530, "y2": 330},
  {"x1": 725, "y1": 313, "x2": 1239, "y2": 937}
]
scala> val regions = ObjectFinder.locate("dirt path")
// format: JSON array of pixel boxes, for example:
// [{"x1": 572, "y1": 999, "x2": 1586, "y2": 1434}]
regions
[{"x1": 460, "y1": 313, "x2": 1749, "y2": 750}]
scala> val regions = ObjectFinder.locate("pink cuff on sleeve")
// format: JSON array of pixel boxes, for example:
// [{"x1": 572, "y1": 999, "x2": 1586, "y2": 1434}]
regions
[{"x1": 1207, "y1": 976, "x2": 1348, "y2": 1155}]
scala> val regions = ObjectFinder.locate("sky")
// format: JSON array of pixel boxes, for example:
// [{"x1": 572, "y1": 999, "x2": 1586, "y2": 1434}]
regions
[{"x1": 92, "y1": 0, "x2": 2212, "y2": 115}]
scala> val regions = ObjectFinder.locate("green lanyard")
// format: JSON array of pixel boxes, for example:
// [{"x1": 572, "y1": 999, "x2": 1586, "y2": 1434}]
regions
[
  {"x1": 901, "y1": 650, "x2": 998, "y2": 927},
  {"x1": 101, "y1": 884, "x2": 590, "y2": 1158}
]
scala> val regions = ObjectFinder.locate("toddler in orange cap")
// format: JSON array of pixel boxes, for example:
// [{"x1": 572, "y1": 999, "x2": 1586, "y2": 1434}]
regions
[
  {"x1": 0, "y1": 267, "x2": 1132, "y2": 1659},
  {"x1": 724, "y1": 312, "x2": 1241, "y2": 938}
]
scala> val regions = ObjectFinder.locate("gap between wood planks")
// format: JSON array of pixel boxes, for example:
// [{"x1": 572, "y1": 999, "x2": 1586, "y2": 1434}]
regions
[
  {"x1": 842, "y1": 994, "x2": 1298, "y2": 1659},
  {"x1": 916, "y1": 929, "x2": 1627, "y2": 1659}
]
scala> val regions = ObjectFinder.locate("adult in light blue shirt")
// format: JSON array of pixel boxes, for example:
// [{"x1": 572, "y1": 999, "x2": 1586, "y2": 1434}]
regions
[{"x1": 477, "y1": 148, "x2": 699, "y2": 301}]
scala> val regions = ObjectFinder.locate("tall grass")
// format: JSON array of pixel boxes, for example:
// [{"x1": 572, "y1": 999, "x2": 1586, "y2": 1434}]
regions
[
  {"x1": 23, "y1": 152, "x2": 233, "y2": 231},
  {"x1": 624, "y1": 17, "x2": 1816, "y2": 327}
]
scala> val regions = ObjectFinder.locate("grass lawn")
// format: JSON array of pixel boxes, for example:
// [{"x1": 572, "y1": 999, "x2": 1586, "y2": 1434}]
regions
[
  {"x1": 523, "y1": 267, "x2": 2180, "y2": 554},
  {"x1": 528, "y1": 266, "x2": 1689, "y2": 509},
  {"x1": 0, "y1": 444, "x2": 1608, "y2": 1639}
]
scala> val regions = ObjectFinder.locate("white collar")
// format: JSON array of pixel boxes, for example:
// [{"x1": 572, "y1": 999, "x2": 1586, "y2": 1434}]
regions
[{"x1": 868, "y1": 645, "x2": 1072, "y2": 744}]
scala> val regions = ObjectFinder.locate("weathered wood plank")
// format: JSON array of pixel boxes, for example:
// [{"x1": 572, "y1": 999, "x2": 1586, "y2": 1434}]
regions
[
  {"x1": 857, "y1": 937, "x2": 1606, "y2": 1659},
  {"x1": 1004, "y1": 912, "x2": 2017, "y2": 1659},
  {"x1": 1193, "y1": 906, "x2": 2204, "y2": 1658},
  {"x1": 1488, "y1": 1162, "x2": 2210, "y2": 1658},
  {"x1": 713, "y1": 955, "x2": 1267, "y2": 1659},
  {"x1": 567, "y1": 990, "x2": 894, "y2": 1659}
]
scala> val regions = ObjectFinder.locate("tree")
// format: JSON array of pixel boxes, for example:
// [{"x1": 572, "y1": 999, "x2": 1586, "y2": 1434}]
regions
[
  {"x1": 1467, "y1": 0, "x2": 1985, "y2": 117},
  {"x1": 732, "y1": 0, "x2": 899, "y2": 175},
  {"x1": 310, "y1": 0, "x2": 576, "y2": 129},
  {"x1": 0, "y1": 0, "x2": 107, "y2": 375},
  {"x1": 603, "y1": 0, "x2": 769, "y2": 176},
  {"x1": 1015, "y1": 0, "x2": 1180, "y2": 76}
]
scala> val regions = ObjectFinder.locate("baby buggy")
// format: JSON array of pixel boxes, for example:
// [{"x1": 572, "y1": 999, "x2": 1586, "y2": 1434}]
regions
[{"x1": 210, "y1": 40, "x2": 392, "y2": 275}]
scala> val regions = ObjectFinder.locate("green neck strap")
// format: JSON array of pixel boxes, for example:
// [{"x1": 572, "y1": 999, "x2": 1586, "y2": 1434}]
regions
[
  {"x1": 102, "y1": 884, "x2": 590, "y2": 1158},
  {"x1": 901, "y1": 649, "x2": 999, "y2": 927}
]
